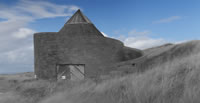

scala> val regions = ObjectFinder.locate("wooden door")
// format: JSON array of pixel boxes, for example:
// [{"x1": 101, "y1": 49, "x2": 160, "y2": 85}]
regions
[
  {"x1": 57, "y1": 65, "x2": 70, "y2": 80},
  {"x1": 69, "y1": 65, "x2": 84, "y2": 81},
  {"x1": 57, "y1": 64, "x2": 85, "y2": 81}
]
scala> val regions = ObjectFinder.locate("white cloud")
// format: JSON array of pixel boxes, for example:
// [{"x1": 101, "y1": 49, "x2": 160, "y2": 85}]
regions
[
  {"x1": 0, "y1": 0, "x2": 80, "y2": 73},
  {"x1": 0, "y1": 45, "x2": 34, "y2": 73},
  {"x1": 153, "y1": 16, "x2": 181, "y2": 24},
  {"x1": 0, "y1": 0, "x2": 80, "y2": 20},
  {"x1": 128, "y1": 29, "x2": 150, "y2": 36},
  {"x1": 0, "y1": 45, "x2": 33, "y2": 63},
  {"x1": 123, "y1": 36, "x2": 166, "y2": 49},
  {"x1": 116, "y1": 29, "x2": 166, "y2": 49},
  {"x1": 174, "y1": 40, "x2": 188, "y2": 44},
  {"x1": 12, "y1": 28, "x2": 35, "y2": 39},
  {"x1": 0, "y1": 20, "x2": 28, "y2": 35}
]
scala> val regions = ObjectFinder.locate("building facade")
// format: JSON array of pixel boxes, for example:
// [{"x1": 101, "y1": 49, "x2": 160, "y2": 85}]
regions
[{"x1": 34, "y1": 10, "x2": 143, "y2": 80}]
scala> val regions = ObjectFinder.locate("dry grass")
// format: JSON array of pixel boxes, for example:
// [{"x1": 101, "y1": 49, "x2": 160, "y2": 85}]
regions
[
  {"x1": 1, "y1": 40, "x2": 200, "y2": 103},
  {"x1": 40, "y1": 52, "x2": 200, "y2": 103}
]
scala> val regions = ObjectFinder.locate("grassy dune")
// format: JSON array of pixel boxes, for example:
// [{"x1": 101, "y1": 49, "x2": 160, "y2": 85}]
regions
[
  {"x1": 41, "y1": 46, "x2": 200, "y2": 103},
  {"x1": 1, "y1": 40, "x2": 200, "y2": 103}
]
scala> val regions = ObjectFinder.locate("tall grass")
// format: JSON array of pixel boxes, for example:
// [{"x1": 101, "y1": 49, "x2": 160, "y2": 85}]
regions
[
  {"x1": 38, "y1": 53, "x2": 200, "y2": 103},
  {"x1": 1, "y1": 41, "x2": 200, "y2": 103},
  {"x1": 41, "y1": 50, "x2": 200, "y2": 103}
]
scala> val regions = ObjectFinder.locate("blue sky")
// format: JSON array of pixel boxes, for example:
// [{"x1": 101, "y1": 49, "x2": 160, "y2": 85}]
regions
[{"x1": 0, "y1": 0, "x2": 200, "y2": 73}]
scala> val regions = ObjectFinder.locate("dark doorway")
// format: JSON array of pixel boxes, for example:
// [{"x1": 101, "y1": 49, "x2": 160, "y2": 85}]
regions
[{"x1": 56, "y1": 64, "x2": 85, "y2": 81}]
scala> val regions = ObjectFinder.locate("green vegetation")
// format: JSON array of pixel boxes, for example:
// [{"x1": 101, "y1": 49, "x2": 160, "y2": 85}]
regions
[{"x1": 1, "y1": 40, "x2": 200, "y2": 103}]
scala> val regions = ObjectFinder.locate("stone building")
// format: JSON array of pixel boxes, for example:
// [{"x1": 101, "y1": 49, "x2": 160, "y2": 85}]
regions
[{"x1": 34, "y1": 9, "x2": 143, "y2": 80}]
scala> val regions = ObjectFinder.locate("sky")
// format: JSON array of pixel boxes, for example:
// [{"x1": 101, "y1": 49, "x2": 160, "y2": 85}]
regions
[{"x1": 0, "y1": 0, "x2": 200, "y2": 73}]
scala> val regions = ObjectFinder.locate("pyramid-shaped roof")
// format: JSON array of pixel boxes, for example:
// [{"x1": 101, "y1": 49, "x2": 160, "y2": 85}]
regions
[
  {"x1": 58, "y1": 9, "x2": 104, "y2": 37},
  {"x1": 66, "y1": 9, "x2": 92, "y2": 24}
]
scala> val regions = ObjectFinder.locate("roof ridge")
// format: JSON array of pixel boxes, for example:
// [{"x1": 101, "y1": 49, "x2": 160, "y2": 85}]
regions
[{"x1": 66, "y1": 9, "x2": 92, "y2": 24}]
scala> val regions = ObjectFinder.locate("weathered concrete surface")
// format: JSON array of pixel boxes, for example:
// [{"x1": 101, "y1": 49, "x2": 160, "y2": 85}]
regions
[
  {"x1": 34, "y1": 10, "x2": 143, "y2": 80},
  {"x1": 34, "y1": 32, "x2": 58, "y2": 79}
]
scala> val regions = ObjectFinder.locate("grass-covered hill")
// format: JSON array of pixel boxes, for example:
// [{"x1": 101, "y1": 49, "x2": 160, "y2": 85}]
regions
[{"x1": 1, "y1": 40, "x2": 200, "y2": 103}]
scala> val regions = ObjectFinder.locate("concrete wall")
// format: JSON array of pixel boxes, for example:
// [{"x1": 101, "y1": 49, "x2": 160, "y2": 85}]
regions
[
  {"x1": 34, "y1": 24, "x2": 143, "y2": 79},
  {"x1": 56, "y1": 36, "x2": 125, "y2": 78},
  {"x1": 34, "y1": 32, "x2": 58, "y2": 79}
]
